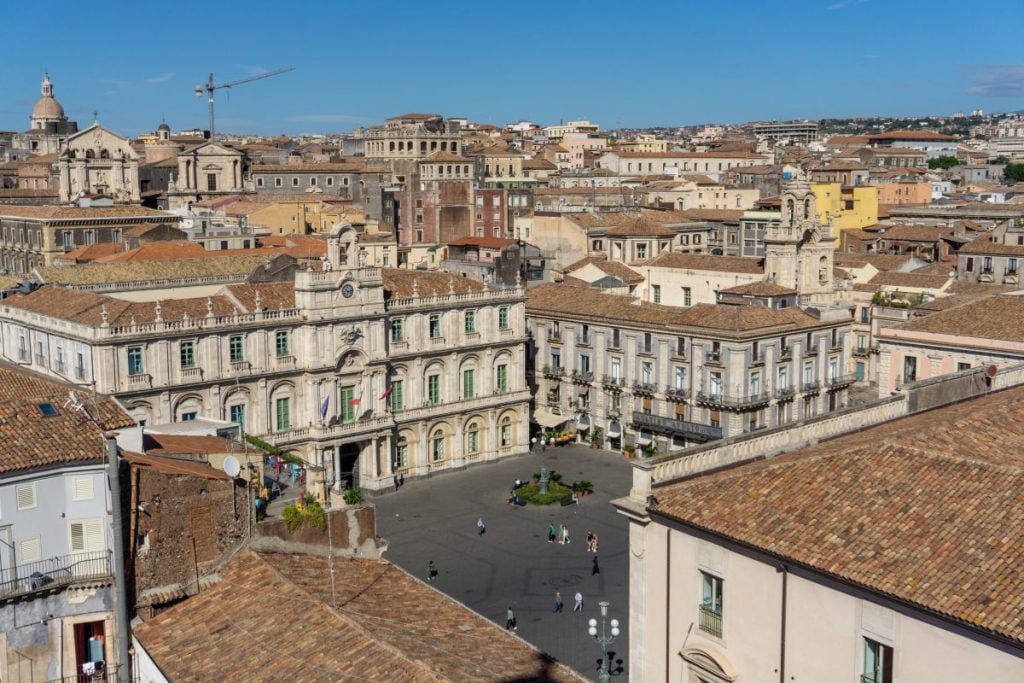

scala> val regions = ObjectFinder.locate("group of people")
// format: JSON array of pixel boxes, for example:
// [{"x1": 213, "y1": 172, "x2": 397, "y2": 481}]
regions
[
  {"x1": 550, "y1": 591, "x2": 585, "y2": 614},
  {"x1": 547, "y1": 523, "x2": 571, "y2": 544}
]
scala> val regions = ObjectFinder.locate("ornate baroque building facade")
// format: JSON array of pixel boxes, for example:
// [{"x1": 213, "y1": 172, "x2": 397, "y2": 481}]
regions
[{"x1": 0, "y1": 232, "x2": 529, "y2": 491}]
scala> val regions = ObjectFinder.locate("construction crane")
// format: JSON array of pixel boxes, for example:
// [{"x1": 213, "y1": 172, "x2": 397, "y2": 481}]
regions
[{"x1": 195, "y1": 66, "x2": 295, "y2": 139}]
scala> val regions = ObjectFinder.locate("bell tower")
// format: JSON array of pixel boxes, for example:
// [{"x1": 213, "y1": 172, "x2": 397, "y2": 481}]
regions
[{"x1": 764, "y1": 172, "x2": 836, "y2": 304}]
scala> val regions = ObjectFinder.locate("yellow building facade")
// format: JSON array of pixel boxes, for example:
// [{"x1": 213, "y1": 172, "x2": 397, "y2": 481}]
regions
[{"x1": 811, "y1": 182, "x2": 878, "y2": 246}]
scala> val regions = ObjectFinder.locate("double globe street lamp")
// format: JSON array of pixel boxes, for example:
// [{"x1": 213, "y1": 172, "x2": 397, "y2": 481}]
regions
[{"x1": 587, "y1": 601, "x2": 620, "y2": 683}]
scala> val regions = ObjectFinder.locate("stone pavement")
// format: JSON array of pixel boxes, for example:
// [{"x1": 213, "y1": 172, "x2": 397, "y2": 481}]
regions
[{"x1": 374, "y1": 444, "x2": 633, "y2": 681}]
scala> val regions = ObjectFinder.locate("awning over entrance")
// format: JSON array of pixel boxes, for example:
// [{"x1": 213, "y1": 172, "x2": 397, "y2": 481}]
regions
[
  {"x1": 576, "y1": 414, "x2": 592, "y2": 431},
  {"x1": 607, "y1": 420, "x2": 622, "y2": 438},
  {"x1": 637, "y1": 430, "x2": 653, "y2": 446},
  {"x1": 534, "y1": 408, "x2": 568, "y2": 429}
]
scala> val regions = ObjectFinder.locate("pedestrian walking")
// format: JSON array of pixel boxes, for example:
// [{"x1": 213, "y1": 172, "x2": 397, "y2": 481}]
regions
[
  {"x1": 592, "y1": 555, "x2": 601, "y2": 576},
  {"x1": 548, "y1": 523, "x2": 556, "y2": 543},
  {"x1": 553, "y1": 591, "x2": 563, "y2": 613},
  {"x1": 428, "y1": 560, "x2": 438, "y2": 581},
  {"x1": 564, "y1": 525, "x2": 571, "y2": 545},
  {"x1": 592, "y1": 532, "x2": 599, "y2": 553},
  {"x1": 586, "y1": 531, "x2": 595, "y2": 552},
  {"x1": 558, "y1": 523, "x2": 566, "y2": 545},
  {"x1": 477, "y1": 517, "x2": 486, "y2": 535},
  {"x1": 573, "y1": 591, "x2": 583, "y2": 612},
  {"x1": 506, "y1": 606, "x2": 517, "y2": 631}
]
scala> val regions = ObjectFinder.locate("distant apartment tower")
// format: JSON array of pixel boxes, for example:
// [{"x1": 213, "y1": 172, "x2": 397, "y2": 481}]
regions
[{"x1": 753, "y1": 120, "x2": 819, "y2": 144}]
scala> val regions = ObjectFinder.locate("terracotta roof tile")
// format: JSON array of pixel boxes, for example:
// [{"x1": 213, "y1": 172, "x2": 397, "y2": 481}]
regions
[
  {"x1": 605, "y1": 215, "x2": 675, "y2": 237},
  {"x1": 36, "y1": 255, "x2": 277, "y2": 287},
  {"x1": 960, "y1": 233, "x2": 1024, "y2": 256},
  {"x1": 867, "y1": 271, "x2": 951, "y2": 289},
  {"x1": 564, "y1": 257, "x2": 644, "y2": 284},
  {"x1": 527, "y1": 283, "x2": 825, "y2": 334},
  {"x1": 0, "y1": 363, "x2": 134, "y2": 474},
  {"x1": 382, "y1": 268, "x2": 491, "y2": 298},
  {"x1": 867, "y1": 130, "x2": 957, "y2": 141},
  {"x1": 653, "y1": 386, "x2": 1024, "y2": 645},
  {"x1": 895, "y1": 294, "x2": 1024, "y2": 342},
  {"x1": 644, "y1": 252, "x2": 764, "y2": 274},
  {"x1": 133, "y1": 550, "x2": 584, "y2": 682},
  {"x1": 0, "y1": 205, "x2": 173, "y2": 220},
  {"x1": 718, "y1": 281, "x2": 796, "y2": 296},
  {"x1": 878, "y1": 224, "x2": 953, "y2": 242}
]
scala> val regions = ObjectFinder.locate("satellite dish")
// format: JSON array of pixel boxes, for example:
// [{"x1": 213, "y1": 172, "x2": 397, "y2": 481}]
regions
[
  {"x1": 985, "y1": 365, "x2": 998, "y2": 379},
  {"x1": 222, "y1": 455, "x2": 241, "y2": 478}
]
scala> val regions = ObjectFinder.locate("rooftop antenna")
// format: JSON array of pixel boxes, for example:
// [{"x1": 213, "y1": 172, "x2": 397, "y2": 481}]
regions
[{"x1": 195, "y1": 67, "x2": 295, "y2": 139}]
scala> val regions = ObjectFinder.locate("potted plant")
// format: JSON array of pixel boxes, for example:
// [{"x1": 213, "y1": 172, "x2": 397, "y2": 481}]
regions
[
  {"x1": 590, "y1": 427, "x2": 602, "y2": 449},
  {"x1": 643, "y1": 443, "x2": 658, "y2": 458},
  {"x1": 623, "y1": 444, "x2": 636, "y2": 459},
  {"x1": 573, "y1": 480, "x2": 594, "y2": 497}
]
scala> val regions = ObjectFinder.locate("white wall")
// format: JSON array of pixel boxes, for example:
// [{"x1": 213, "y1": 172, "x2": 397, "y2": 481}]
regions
[{"x1": 631, "y1": 520, "x2": 1024, "y2": 682}]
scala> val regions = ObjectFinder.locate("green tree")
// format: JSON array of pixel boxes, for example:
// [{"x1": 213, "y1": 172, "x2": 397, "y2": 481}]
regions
[
  {"x1": 994, "y1": 156, "x2": 1010, "y2": 165},
  {"x1": 1005, "y1": 164, "x2": 1024, "y2": 182},
  {"x1": 927, "y1": 155, "x2": 960, "y2": 170}
]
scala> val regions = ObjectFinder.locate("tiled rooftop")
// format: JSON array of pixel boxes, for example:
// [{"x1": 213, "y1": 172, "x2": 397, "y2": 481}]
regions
[
  {"x1": 382, "y1": 268, "x2": 491, "y2": 298},
  {"x1": 0, "y1": 363, "x2": 134, "y2": 474},
  {"x1": 643, "y1": 251, "x2": 764, "y2": 274},
  {"x1": 527, "y1": 283, "x2": 827, "y2": 334},
  {"x1": 895, "y1": 294, "x2": 1024, "y2": 342},
  {"x1": 564, "y1": 256, "x2": 644, "y2": 284},
  {"x1": 133, "y1": 550, "x2": 583, "y2": 682},
  {"x1": 653, "y1": 385, "x2": 1024, "y2": 645}
]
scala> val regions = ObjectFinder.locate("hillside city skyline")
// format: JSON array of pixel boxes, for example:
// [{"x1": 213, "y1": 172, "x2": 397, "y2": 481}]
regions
[{"x1": 1, "y1": 0, "x2": 1021, "y2": 135}]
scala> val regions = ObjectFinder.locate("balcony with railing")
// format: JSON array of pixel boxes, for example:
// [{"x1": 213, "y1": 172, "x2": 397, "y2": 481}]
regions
[
  {"x1": 852, "y1": 346, "x2": 870, "y2": 357},
  {"x1": 0, "y1": 551, "x2": 112, "y2": 601},
  {"x1": 125, "y1": 372, "x2": 151, "y2": 389},
  {"x1": 632, "y1": 381, "x2": 657, "y2": 396},
  {"x1": 698, "y1": 605, "x2": 723, "y2": 638},
  {"x1": 633, "y1": 411, "x2": 722, "y2": 442},
  {"x1": 802, "y1": 380, "x2": 821, "y2": 394},
  {"x1": 695, "y1": 390, "x2": 771, "y2": 410},
  {"x1": 601, "y1": 374, "x2": 624, "y2": 391},
  {"x1": 664, "y1": 385, "x2": 690, "y2": 401},
  {"x1": 571, "y1": 369, "x2": 594, "y2": 384},
  {"x1": 826, "y1": 373, "x2": 858, "y2": 390},
  {"x1": 542, "y1": 365, "x2": 565, "y2": 378},
  {"x1": 775, "y1": 385, "x2": 796, "y2": 401},
  {"x1": 706, "y1": 351, "x2": 722, "y2": 364},
  {"x1": 181, "y1": 366, "x2": 203, "y2": 381}
]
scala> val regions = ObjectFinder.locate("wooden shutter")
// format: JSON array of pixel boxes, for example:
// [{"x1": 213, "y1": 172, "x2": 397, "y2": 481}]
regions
[
  {"x1": 71, "y1": 519, "x2": 105, "y2": 553},
  {"x1": 16, "y1": 484, "x2": 36, "y2": 510},
  {"x1": 19, "y1": 536, "x2": 41, "y2": 563},
  {"x1": 73, "y1": 476, "x2": 94, "y2": 501}
]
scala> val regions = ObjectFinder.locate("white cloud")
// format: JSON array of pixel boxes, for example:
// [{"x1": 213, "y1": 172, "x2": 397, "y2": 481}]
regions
[
  {"x1": 827, "y1": 0, "x2": 868, "y2": 10},
  {"x1": 143, "y1": 73, "x2": 174, "y2": 85},
  {"x1": 964, "y1": 64, "x2": 1024, "y2": 98}
]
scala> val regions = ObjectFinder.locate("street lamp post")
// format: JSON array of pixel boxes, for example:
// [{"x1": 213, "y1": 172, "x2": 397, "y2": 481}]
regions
[{"x1": 587, "y1": 601, "x2": 620, "y2": 683}]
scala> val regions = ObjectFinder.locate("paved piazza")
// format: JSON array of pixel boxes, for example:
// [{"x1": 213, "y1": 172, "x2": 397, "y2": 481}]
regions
[{"x1": 375, "y1": 443, "x2": 633, "y2": 680}]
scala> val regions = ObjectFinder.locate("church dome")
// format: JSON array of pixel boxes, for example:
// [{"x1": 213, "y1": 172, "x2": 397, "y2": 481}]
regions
[
  {"x1": 32, "y1": 96, "x2": 65, "y2": 120},
  {"x1": 157, "y1": 122, "x2": 171, "y2": 132}
]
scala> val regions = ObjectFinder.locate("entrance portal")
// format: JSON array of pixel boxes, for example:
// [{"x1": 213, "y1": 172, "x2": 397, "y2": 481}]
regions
[{"x1": 337, "y1": 442, "x2": 361, "y2": 489}]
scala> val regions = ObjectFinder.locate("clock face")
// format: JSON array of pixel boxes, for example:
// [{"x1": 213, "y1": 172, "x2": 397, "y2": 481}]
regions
[{"x1": 341, "y1": 283, "x2": 355, "y2": 298}]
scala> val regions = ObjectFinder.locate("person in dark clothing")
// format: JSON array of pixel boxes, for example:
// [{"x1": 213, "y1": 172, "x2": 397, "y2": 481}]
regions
[
  {"x1": 428, "y1": 560, "x2": 438, "y2": 581},
  {"x1": 592, "y1": 555, "x2": 601, "y2": 576}
]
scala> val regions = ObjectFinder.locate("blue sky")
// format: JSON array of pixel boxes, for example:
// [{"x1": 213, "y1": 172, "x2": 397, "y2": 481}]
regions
[{"x1": 2, "y1": 0, "x2": 1022, "y2": 136}]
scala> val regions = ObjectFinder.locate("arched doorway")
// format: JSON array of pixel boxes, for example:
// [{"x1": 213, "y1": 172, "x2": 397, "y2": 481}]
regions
[{"x1": 337, "y1": 442, "x2": 361, "y2": 489}]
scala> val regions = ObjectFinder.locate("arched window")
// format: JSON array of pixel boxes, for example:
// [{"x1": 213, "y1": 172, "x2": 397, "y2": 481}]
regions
[
  {"x1": 431, "y1": 429, "x2": 445, "y2": 461},
  {"x1": 804, "y1": 197, "x2": 811, "y2": 220},
  {"x1": 786, "y1": 198, "x2": 794, "y2": 226},
  {"x1": 466, "y1": 421, "x2": 480, "y2": 454},
  {"x1": 85, "y1": 149, "x2": 94, "y2": 159},
  {"x1": 500, "y1": 415, "x2": 513, "y2": 447},
  {"x1": 100, "y1": 149, "x2": 110, "y2": 160}
]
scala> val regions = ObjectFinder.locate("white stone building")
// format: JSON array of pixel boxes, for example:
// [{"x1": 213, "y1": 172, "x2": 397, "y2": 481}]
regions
[
  {"x1": 614, "y1": 369, "x2": 1024, "y2": 683},
  {"x1": 58, "y1": 123, "x2": 140, "y2": 203},
  {"x1": 0, "y1": 231, "x2": 529, "y2": 492}
]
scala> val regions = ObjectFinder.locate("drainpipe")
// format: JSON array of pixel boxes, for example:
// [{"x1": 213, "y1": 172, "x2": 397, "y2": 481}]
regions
[
  {"x1": 106, "y1": 435, "x2": 130, "y2": 683},
  {"x1": 778, "y1": 564, "x2": 788, "y2": 683}
]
